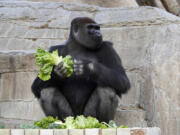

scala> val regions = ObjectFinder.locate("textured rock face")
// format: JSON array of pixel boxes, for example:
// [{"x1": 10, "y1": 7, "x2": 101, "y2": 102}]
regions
[
  {"x1": 4, "y1": 0, "x2": 138, "y2": 8},
  {"x1": 0, "y1": 1, "x2": 180, "y2": 135}
]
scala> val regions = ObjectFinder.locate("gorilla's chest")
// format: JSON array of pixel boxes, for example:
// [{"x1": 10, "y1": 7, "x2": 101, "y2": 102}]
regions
[{"x1": 68, "y1": 49, "x2": 98, "y2": 62}]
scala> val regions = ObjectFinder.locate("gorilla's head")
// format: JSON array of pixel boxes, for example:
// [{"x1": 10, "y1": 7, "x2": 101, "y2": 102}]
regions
[{"x1": 70, "y1": 17, "x2": 103, "y2": 50}]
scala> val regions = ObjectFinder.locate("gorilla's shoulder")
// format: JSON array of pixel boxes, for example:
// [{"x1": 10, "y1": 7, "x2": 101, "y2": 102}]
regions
[
  {"x1": 102, "y1": 41, "x2": 113, "y2": 46},
  {"x1": 48, "y1": 45, "x2": 65, "y2": 52},
  {"x1": 100, "y1": 41, "x2": 114, "y2": 51}
]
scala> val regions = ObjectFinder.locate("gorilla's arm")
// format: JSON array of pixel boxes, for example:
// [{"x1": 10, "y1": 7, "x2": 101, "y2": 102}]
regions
[
  {"x1": 94, "y1": 42, "x2": 130, "y2": 96},
  {"x1": 31, "y1": 45, "x2": 65, "y2": 98},
  {"x1": 31, "y1": 77, "x2": 51, "y2": 98}
]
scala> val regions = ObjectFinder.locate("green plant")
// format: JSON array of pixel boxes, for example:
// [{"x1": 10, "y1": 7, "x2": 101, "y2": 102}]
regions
[
  {"x1": 34, "y1": 116, "x2": 60, "y2": 129},
  {"x1": 0, "y1": 125, "x2": 5, "y2": 129},
  {"x1": 22, "y1": 115, "x2": 127, "y2": 129},
  {"x1": 35, "y1": 47, "x2": 73, "y2": 81},
  {"x1": 20, "y1": 124, "x2": 39, "y2": 129}
]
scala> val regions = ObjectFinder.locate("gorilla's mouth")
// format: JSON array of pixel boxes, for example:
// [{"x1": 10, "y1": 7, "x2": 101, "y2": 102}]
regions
[{"x1": 93, "y1": 36, "x2": 102, "y2": 43}]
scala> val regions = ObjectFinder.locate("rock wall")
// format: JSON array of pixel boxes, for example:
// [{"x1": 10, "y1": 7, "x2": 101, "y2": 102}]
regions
[
  {"x1": 0, "y1": 1, "x2": 179, "y2": 135},
  {"x1": 0, "y1": 0, "x2": 138, "y2": 8}
]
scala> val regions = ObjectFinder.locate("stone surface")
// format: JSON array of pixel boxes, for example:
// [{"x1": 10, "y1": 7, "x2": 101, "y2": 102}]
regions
[
  {"x1": 0, "y1": 129, "x2": 10, "y2": 135},
  {"x1": 130, "y1": 129, "x2": 145, "y2": 135},
  {"x1": 0, "y1": 72, "x2": 37, "y2": 101},
  {"x1": 1, "y1": 0, "x2": 138, "y2": 8},
  {"x1": 101, "y1": 129, "x2": 116, "y2": 135},
  {"x1": 54, "y1": 129, "x2": 68, "y2": 135},
  {"x1": 117, "y1": 128, "x2": 130, "y2": 135},
  {"x1": 0, "y1": 128, "x2": 162, "y2": 135},
  {"x1": 115, "y1": 108, "x2": 147, "y2": 127},
  {"x1": 25, "y1": 129, "x2": 39, "y2": 135},
  {"x1": 0, "y1": 118, "x2": 34, "y2": 128},
  {"x1": 11, "y1": 129, "x2": 24, "y2": 135},
  {"x1": 69, "y1": 129, "x2": 84, "y2": 135},
  {"x1": 0, "y1": 1, "x2": 179, "y2": 135},
  {"x1": 85, "y1": 129, "x2": 99, "y2": 135},
  {"x1": 40, "y1": 130, "x2": 53, "y2": 135},
  {"x1": 138, "y1": 24, "x2": 180, "y2": 135},
  {"x1": 145, "y1": 128, "x2": 161, "y2": 135},
  {"x1": 0, "y1": 51, "x2": 37, "y2": 73},
  {"x1": 0, "y1": 100, "x2": 45, "y2": 120}
]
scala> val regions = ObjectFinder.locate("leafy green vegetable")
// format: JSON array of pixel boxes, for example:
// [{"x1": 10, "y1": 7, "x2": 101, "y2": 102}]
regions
[
  {"x1": 64, "y1": 116, "x2": 76, "y2": 129},
  {"x1": 35, "y1": 47, "x2": 73, "y2": 81},
  {"x1": 20, "y1": 124, "x2": 39, "y2": 129},
  {"x1": 119, "y1": 125, "x2": 128, "y2": 128},
  {"x1": 62, "y1": 55, "x2": 74, "y2": 77},
  {"x1": 0, "y1": 125, "x2": 5, "y2": 129},
  {"x1": 34, "y1": 116, "x2": 60, "y2": 129},
  {"x1": 64, "y1": 115, "x2": 108, "y2": 129},
  {"x1": 48, "y1": 123, "x2": 61, "y2": 129},
  {"x1": 22, "y1": 115, "x2": 127, "y2": 129},
  {"x1": 108, "y1": 120, "x2": 118, "y2": 128}
]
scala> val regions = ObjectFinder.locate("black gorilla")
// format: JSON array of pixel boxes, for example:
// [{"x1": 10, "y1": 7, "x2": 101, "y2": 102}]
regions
[{"x1": 32, "y1": 17, "x2": 130, "y2": 122}]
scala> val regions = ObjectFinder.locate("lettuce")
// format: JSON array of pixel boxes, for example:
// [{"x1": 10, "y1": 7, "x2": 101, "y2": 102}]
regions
[
  {"x1": 27, "y1": 115, "x2": 127, "y2": 129},
  {"x1": 35, "y1": 47, "x2": 73, "y2": 81},
  {"x1": 34, "y1": 116, "x2": 59, "y2": 129},
  {"x1": 63, "y1": 115, "x2": 108, "y2": 129}
]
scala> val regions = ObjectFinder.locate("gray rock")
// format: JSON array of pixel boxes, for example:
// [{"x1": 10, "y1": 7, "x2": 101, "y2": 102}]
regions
[
  {"x1": 0, "y1": 72, "x2": 37, "y2": 101},
  {"x1": 0, "y1": 100, "x2": 45, "y2": 121},
  {"x1": 115, "y1": 107, "x2": 147, "y2": 127},
  {"x1": 0, "y1": 1, "x2": 180, "y2": 135},
  {"x1": 0, "y1": 51, "x2": 37, "y2": 73}
]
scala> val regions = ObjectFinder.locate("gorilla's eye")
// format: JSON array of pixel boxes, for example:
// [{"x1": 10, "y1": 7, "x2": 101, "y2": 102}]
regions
[
  {"x1": 74, "y1": 24, "x2": 78, "y2": 33},
  {"x1": 95, "y1": 26, "x2": 100, "y2": 30},
  {"x1": 87, "y1": 25, "x2": 93, "y2": 29}
]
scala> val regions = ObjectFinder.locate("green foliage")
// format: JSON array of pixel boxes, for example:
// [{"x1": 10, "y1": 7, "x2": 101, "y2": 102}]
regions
[
  {"x1": 34, "y1": 116, "x2": 59, "y2": 129},
  {"x1": 0, "y1": 125, "x2": 5, "y2": 129},
  {"x1": 108, "y1": 120, "x2": 118, "y2": 128},
  {"x1": 35, "y1": 47, "x2": 73, "y2": 81},
  {"x1": 64, "y1": 115, "x2": 108, "y2": 129},
  {"x1": 62, "y1": 55, "x2": 74, "y2": 77},
  {"x1": 20, "y1": 124, "x2": 39, "y2": 129},
  {"x1": 119, "y1": 125, "x2": 128, "y2": 128},
  {"x1": 48, "y1": 123, "x2": 61, "y2": 129},
  {"x1": 19, "y1": 115, "x2": 127, "y2": 129}
]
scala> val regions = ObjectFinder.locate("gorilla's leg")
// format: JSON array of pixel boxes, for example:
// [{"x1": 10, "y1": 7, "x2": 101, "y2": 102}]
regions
[
  {"x1": 40, "y1": 87, "x2": 74, "y2": 121},
  {"x1": 83, "y1": 87, "x2": 119, "y2": 122}
]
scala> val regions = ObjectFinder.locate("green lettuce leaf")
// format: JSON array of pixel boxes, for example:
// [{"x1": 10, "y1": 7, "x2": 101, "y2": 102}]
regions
[
  {"x1": 35, "y1": 47, "x2": 73, "y2": 81},
  {"x1": 64, "y1": 116, "x2": 76, "y2": 129},
  {"x1": 34, "y1": 116, "x2": 59, "y2": 129}
]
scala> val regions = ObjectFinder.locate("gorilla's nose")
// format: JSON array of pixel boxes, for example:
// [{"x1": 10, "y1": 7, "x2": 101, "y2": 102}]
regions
[{"x1": 96, "y1": 32, "x2": 101, "y2": 36}]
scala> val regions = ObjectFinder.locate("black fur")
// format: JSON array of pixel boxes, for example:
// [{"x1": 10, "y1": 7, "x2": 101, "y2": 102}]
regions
[{"x1": 32, "y1": 17, "x2": 130, "y2": 122}]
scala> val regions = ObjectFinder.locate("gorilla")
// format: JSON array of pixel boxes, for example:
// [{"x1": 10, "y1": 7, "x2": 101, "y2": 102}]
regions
[{"x1": 32, "y1": 17, "x2": 130, "y2": 122}]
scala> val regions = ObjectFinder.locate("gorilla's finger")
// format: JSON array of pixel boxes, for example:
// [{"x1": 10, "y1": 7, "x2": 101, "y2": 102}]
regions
[
  {"x1": 75, "y1": 71, "x2": 83, "y2": 76},
  {"x1": 73, "y1": 66, "x2": 84, "y2": 73},
  {"x1": 74, "y1": 59, "x2": 83, "y2": 64},
  {"x1": 73, "y1": 64, "x2": 84, "y2": 69},
  {"x1": 56, "y1": 71, "x2": 63, "y2": 77},
  {"x1": 60, "y1": 68, "x2": 67, "y2": 74},
  {"x1": 57, "y1": 62, "x2": 64, "y2": 68},
  {"x1": 55, "y1": 62, "x2": 64, "y2": 71},
  {"x1": 63, "y1": 69, "x2": 68, "y2": 75}
]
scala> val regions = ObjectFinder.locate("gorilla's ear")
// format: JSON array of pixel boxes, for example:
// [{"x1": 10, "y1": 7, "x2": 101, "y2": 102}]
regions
[{"x1": 74, "y1": 24, "x2": 78, "y2": 33}]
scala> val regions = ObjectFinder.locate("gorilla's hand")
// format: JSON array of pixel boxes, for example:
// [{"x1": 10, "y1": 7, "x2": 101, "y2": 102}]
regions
[
  {"x1": 54, "y1": 61, "x2": 68, "y2": 78},
  {"x1": 73, "y1": 59, "x2": 101, "y2": 77}
]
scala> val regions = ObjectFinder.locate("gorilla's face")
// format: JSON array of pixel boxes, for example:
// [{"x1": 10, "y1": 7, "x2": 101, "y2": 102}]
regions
[{"x1": 74, "y1": 23, "x2": 103, "y2": 50}]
